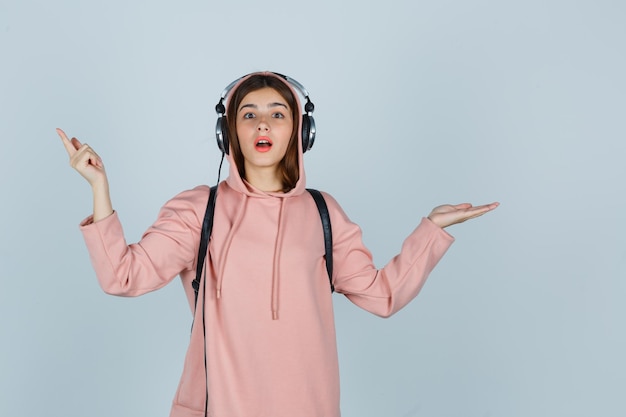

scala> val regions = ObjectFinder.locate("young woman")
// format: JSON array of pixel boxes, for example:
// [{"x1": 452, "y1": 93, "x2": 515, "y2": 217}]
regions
[{"x1": 58, "y1": 72, "x2": 498, "y2": 417}]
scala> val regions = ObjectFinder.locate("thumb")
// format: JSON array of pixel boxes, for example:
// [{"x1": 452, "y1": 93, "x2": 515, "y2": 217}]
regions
[{"x1": 71, "y1": 137, "x2": 83, "y2": 149}]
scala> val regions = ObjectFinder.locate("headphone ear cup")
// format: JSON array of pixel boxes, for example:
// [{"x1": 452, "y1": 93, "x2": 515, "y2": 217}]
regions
[
  {"x1": 301, "y1": 114, "x2": 315, "y2": 152},
  {"x1": 301, "y1": 115, "x2": 310, "y2": 152},
  {"x1": 216, "y1": 116, "x2": 229, "y2": 154},
  {"x1": 302, "y1": 114, "x2": 315, "y2": 153}
]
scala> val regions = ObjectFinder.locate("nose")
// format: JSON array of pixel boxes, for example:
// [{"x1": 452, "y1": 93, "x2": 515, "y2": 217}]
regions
[{"x1": 257, "y1": 117, "x2": 270, "y2": 132}]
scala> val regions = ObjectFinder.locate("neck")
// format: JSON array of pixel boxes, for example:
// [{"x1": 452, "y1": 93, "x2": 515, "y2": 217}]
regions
[{"x1": 244, "y1": 167, "x2": 284, "y2": 192}]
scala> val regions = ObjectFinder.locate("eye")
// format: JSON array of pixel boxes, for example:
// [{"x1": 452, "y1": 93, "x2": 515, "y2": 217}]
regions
[
  {"x1": 272, "y1": 112, "x2": 285, "y2": 119},
  {"x1": 243, "y1": 112, "x2": 255, "y2": 119}
]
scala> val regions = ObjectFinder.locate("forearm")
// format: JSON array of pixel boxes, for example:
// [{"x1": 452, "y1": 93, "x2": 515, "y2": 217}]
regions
[
  {"x1": 80, "y1": 186, "x2": 208, "y2": 297},
  {"x1": 92, "y1": 178, "x2": 114, "y2": 222},
  {"x1": 336, "y1": 218, "x2": 454, "y2": 318}
]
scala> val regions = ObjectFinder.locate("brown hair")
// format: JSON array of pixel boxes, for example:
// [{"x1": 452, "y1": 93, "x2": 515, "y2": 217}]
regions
[{"x1": 226, "y1": 74, "x2": 300, "y2": 192}]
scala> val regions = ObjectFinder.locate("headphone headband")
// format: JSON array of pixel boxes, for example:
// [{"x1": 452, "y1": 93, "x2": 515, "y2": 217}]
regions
[{"x1": 215, "y1": 72, "x2": 316, "y2": 155}]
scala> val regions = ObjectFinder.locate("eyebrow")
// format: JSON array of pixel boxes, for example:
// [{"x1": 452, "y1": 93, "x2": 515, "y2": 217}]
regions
[{"x1": 238, "y1": 102, "x2": 289, "y2": 112}]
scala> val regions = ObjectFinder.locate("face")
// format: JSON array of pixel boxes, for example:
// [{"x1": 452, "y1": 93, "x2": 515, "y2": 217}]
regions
[{"x1": 235, "y1": 87, "x2": 294, "y2": 179}]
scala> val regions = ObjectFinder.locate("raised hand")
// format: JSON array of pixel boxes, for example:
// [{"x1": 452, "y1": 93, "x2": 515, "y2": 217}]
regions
[
  {"x1": 428, "y1": 202, "x2": 499, "y2": 229},
  {"x1": 57, "y1": 128, "x2": 107, "y2": 187},
  {"x1": 57, "y1": 128, "x2": 113, "y2": 221}
]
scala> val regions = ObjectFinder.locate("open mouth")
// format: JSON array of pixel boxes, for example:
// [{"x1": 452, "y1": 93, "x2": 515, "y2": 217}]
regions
[{"x1": 255, "y1": 137, "x2": 273, "y2": 151}]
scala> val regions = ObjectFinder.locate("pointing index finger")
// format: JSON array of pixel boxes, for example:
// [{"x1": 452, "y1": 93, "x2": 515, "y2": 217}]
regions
[{"x1": 56, "y1": 128, "x2": 78, "y2": 156}]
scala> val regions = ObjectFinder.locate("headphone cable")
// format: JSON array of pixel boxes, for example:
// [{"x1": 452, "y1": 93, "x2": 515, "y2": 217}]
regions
[{"x1": 203, "y1": 151, "x2": 225, "y2": 416}]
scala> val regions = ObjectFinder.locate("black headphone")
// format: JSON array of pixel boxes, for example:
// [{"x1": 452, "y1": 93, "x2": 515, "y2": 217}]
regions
[{"x1": 215, "y1": 72, "x2": 316, "y2": 155}]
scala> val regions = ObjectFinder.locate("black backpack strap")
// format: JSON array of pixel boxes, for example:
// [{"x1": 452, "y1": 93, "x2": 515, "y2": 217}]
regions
[
  {"x1": 307, "y1": 189, "x2": 334, "y2": 292},
  {"x1": 192, "y1": 185, "x2": 218, "y2": 310}
]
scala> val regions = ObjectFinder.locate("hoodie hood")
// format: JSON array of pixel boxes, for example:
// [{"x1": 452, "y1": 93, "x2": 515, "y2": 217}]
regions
[{"x1": 224, "y1": 71, "x2": 307, "y2": 198}]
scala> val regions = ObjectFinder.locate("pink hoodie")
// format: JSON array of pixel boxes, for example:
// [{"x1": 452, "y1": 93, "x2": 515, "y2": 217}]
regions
[{"x1": 79, "y1": 73, "x2": 455, "y2": 417}]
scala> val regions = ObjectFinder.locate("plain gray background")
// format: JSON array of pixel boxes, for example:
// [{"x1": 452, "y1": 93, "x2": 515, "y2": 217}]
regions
[{"x1": 1, "y1": 0, "x2": 625, "y2": 416}]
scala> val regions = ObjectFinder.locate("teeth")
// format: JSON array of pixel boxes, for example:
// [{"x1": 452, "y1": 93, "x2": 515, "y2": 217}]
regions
[{"x1": 257, "y1": 140, "x2": 270, "y2": 145}]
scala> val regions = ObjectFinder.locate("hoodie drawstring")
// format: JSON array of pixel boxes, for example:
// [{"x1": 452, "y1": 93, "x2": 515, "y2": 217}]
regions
[
  {"x1": 271, "y1": 199, "x2": 287, "y2": 320},
  {"x1": 216, "y1": 194, "x2": 248, "y2": 299},
  {"x1": 214, "y1": 192, "x2": 288, "y2": 321}
]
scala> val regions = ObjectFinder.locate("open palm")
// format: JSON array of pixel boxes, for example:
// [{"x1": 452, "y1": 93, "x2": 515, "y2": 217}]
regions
[{"x1": 428, "y1": 202, "x2": 499, "y2": 228}]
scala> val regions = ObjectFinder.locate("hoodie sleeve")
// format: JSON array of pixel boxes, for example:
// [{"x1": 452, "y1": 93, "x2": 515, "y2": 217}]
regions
[
  {"x1": 79, "y1": 186, "x2": 209, "y2": 297},
  {"x1": 324, "y1": 193, "x2": 455, "y2": 318}
]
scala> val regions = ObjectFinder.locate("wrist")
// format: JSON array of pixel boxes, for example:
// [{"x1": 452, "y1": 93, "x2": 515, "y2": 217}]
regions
[
  {"x1": 427, "y1": 214, "x2": 447, "y2": 229},
  {"x1": 91, "y1": 177, "x2": 110, "y2": 193}
]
